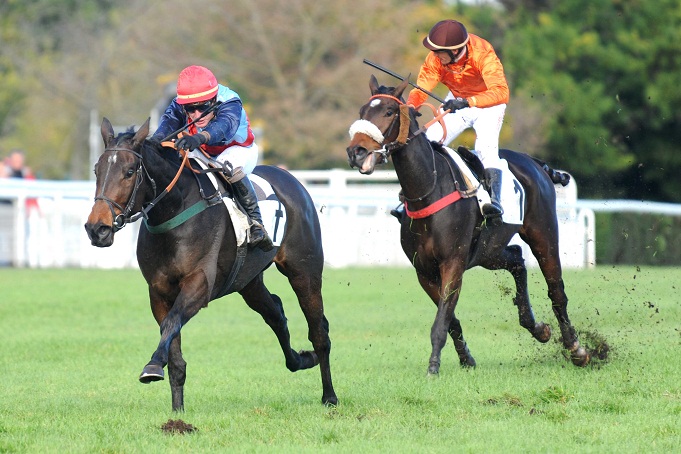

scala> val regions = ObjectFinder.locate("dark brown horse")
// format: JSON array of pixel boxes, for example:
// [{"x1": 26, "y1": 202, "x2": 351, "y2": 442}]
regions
[
  {"x1": 85, "y1": 118, "x2": 337, "y2": 411},
  {"x1": 346, "y1": 76, "x2": 591, "y2": 374}
]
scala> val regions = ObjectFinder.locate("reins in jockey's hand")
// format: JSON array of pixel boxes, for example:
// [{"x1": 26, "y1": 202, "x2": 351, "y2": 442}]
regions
[{"x1": 160, "y1": 101, "x2": 223, "y2": 143}]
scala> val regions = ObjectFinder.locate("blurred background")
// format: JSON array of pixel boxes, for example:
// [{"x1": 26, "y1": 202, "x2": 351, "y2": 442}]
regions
[{"x1": 1, "y1": 0, "x2": 680, "y2": 266}]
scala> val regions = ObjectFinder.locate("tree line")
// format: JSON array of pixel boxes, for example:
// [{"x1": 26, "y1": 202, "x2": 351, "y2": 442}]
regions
[{"x1": 1, "y1": 0, "x2": 679, "y2": 202}]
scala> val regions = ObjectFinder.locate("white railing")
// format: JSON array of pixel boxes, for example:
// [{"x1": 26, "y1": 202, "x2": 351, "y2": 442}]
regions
[{"x1": 0, "y1": 169, "x2": 600, "y2": 269}]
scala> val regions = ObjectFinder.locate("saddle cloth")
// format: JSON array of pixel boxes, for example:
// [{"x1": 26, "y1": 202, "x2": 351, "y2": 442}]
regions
[
  {"x1": 187, "y1": 152, "x2": 287, "y2": 247},
  {"x1": 444, "y1": 146, "x2": 525, "y2": 225}
]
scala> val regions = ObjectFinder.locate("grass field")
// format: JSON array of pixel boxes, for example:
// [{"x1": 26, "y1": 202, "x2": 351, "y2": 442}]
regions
[{"x1": 1, "y1": 265, "x2": 680, "y2": 453}]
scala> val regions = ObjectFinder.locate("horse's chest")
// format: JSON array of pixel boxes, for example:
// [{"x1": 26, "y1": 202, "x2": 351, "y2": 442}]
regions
[{"x1": 400, "y1": 217, "x2": 473, "y2": 270}]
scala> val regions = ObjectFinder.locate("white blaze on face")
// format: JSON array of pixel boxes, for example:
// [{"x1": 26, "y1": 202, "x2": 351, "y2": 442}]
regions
[{"x1": 99, "y1": 151, "x2": 119, "y2": 194}]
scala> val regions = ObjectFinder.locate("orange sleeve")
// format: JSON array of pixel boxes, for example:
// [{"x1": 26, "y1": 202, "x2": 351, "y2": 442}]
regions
[
  {"x1": 466, "y1": 44, "x2": 509, "y2": 108},
  {"x1": 406, "y1": 53, "x2": 442, "y2": 108}
]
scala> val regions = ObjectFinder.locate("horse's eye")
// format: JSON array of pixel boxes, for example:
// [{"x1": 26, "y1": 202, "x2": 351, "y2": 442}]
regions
[
  {"x1": 386, "y1": 110, "x2": 394, "y2": 117},
  {"x1": 125, "y1": 168, "x2": 135, "y2": 178}
]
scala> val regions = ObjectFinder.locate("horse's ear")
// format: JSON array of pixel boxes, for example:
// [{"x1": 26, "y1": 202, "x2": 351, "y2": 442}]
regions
[
  {"x1": 133, "y1": 117, "x2": 151, "y2": 148},
  {"x1": 394, "y1": 74, "x2": 410, "y2": 100},
  {"x1": 101, "y1": 117, "x2": 115, "y2": 148},
  {"x1": 369, "y1": 75, "x2": 380, "y2": 95}
]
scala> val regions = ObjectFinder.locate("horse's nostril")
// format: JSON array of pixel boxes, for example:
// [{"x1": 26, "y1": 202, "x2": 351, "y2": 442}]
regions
[
  {"x1": 97, "y1": 225, "x2": 111, "y2": 236},
  {"x1": 347, "y1": 146, "x2": 366, "y2": 157}
]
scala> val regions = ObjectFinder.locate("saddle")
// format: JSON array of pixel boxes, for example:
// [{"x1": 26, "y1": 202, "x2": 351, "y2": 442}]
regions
[
  {"x1": 430, "y1": 143, "x2": 525, "y2": 226},
  {"x1": 183, "y1": 151, "x2": 286, "y2": 247}
]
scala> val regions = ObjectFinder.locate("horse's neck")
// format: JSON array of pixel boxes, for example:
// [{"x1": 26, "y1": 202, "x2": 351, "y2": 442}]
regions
[
  {"x1": 392, "y1": 131, "x2": 437, "y2": 198},
  {"x1": 394, "y1": 131, "x2": 463, "y2": 204},
  {"x1": 141, "y1": 144, "x2": 196, "y2": 214}
]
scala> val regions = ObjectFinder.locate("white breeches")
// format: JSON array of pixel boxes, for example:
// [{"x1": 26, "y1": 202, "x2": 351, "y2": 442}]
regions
[
  {"x1": 213, "y1": 142, "x2": 260, "y2": 175},
  {"x1": 426, "y1": 99, "x2": 507, "y2": 169}
]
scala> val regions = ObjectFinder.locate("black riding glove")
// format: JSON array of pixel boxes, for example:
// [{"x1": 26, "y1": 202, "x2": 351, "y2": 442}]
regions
[
  {"x1": 443, "y1": 97, "x2": 469, "y2": 113},
  {"x1": 175, "y1": 133, "x2": 207, "y2": 150}
]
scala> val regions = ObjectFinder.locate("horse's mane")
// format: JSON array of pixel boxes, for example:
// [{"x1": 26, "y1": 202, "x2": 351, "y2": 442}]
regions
[{"x1": 114, "y1": 127, "x2": 184, "y2": 168}]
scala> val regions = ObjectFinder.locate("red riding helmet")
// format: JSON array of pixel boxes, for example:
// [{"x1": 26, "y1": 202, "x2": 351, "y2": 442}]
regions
[
  {"x1": 423, "y1": 20, "x2": 469, "y2": 51},
  {"x1": 176, "y1": 65, "x2": 218, "y2": 105}
]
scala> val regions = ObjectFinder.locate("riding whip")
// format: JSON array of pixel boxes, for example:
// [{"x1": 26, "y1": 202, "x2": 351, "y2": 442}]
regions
[
  {"x1": 161, "y1": 101, "x2": 223, "y2": 143},
  {"x1": 362, "y1": 59, "x2": 445, "y2": 104}
]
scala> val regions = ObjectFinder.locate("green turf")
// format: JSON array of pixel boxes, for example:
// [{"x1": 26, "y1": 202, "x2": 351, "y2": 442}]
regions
[{"x1": 0, "y1": 265, "x2": 679, "y2": 453}]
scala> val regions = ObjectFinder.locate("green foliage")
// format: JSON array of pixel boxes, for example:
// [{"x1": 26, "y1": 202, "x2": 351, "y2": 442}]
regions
[
  {"x1": 1, "y1": 266, "x2": 680, "y2": 452},
  {"x1": 595, "y1": 212, "x2": 681, "y2": 265},
  {"x1": 500, "y1": 0, "x2": 681, "y2": 201}
]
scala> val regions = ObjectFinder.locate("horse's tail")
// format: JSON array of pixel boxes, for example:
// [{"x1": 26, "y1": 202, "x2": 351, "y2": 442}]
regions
[{"x1": 531, "y1": 157, "x2": 571, "y2": 187}]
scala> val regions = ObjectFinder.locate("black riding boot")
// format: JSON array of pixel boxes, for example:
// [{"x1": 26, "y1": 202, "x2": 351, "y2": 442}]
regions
[
  {"x1": 232, "y1": 176, "x2": 274, "y2": 251},
  {"x1": 390, "y1": 189, "x2": 405, "y2": 221},
  {"x1": 390, "y1": 203, "x2": 404, "y2": 220},
  {"x1": 482, "y1": 168, "x2": 504, "y2": 220}
]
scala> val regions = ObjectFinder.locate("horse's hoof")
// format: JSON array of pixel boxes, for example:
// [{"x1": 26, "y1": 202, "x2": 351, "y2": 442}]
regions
[
  {"x1": 299, "y1": 350, "x2": 319, "y2": 369},
  {"x1": 427, "y1": 366, "x2": 440, "y2": 376},
  {"x1": 534, "y1": 323, "x2": 552, "y2": 343},
  {"x1": 460, "y1": 357, "x2": 477, "y2": 368},
  {"x1": 570, "y1": 347, "x2": 591, "y2": 367},
  {"x1": 323, "y1": 395, "x2": 338, "y2": 407},
  {"x1": 287, "y1": 350, "x2": 318, "y2": 371},
  {"x1": 139, "y1": 364, "x2": 164, "y2": 383}
]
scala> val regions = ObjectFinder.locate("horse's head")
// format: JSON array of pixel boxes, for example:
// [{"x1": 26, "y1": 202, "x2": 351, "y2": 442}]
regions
[
  {"x1": 346, "y1": 75, "x2": 410, "y2": 174},
  {"x1": 84, "y1": 117, "x2": 150, "y2": 247}
]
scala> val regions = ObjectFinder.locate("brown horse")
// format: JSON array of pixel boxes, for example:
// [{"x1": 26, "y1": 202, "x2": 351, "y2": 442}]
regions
[
  {"x1": 346, "y1": 76, "x2": 591, "y2": 374},
  {"x1": 85, "y1": 118, "x2": 337, "y2": 411}
]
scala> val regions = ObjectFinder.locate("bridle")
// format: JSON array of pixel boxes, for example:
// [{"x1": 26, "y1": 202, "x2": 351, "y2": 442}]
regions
[
  {"x1": 360, "y1": 94, "x2": 412, "y2": 163},
  {"x1": 95, "y1": 146, "x2": 158, "y2": 232},
  {"x1": 95, "y1": 140, "x2": 230, "y2": 232},
  {"x1": 353, "y1": 94, "x2": 444, "y2": 203}
]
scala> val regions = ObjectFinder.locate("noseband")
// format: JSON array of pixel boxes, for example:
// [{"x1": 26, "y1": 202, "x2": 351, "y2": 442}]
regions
[
  {"x1": 95, "y1": 146, "x2": 156, "y2": 232},
  {"x1": 362, "y1": 94, "x2": 412, "y2": 162}
]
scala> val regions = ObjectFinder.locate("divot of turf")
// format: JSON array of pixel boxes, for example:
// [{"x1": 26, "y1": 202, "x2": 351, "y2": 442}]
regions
[{"x1": 160, "y1": 419, "x2": 197, "y2": 434}]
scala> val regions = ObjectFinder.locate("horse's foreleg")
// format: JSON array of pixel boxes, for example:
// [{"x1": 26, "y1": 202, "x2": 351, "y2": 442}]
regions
[
  {"x1": 168, "y1": 334, "x2": 186, "y2": 412},
  {"x1": 140, "y1": 273, "x2": 210, "y2": 385},
  {"x1": 418, "y1": 268, "x2": 472, "y2": 375},
  {"x1": 446, "y1": 316, "x2": 476, "y2": 369}
]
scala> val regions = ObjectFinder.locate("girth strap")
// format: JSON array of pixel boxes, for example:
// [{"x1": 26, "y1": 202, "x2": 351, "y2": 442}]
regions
[
  {"x1": 404, "y1": 190, "x2": 462, "y2": 219},
  {"x1": 143, "y1": 199, "x2": 211, "y2": 234}
]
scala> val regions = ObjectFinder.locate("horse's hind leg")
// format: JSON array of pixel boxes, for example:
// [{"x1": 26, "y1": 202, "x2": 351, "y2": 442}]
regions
[
  {"x1": 239, "y1": 273, "x2": 337, "y2": 406},
  {"x1": 273, "y1": 258, "x2": 337, "y2": 406},
  {"x1": 490, "y1": 245, "x2": 552, "y2": 343},
  {"x1": 521, "y1": 228, "x2": 590, "y2": 366}
]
